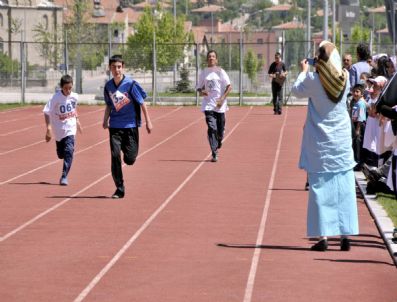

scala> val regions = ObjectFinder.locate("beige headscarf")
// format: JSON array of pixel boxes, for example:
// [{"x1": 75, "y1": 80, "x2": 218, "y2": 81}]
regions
[{"x1": 315, "y1": 40, "x2": 348, "y2": 103}]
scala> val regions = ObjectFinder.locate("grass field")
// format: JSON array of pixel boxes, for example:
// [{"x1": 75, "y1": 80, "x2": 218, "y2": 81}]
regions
[{"x1": 377, "y1": 193, "x2": 397, "y2": 226}]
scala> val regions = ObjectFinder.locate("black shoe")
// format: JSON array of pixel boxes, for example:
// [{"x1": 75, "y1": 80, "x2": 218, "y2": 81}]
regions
[
  {"x1": 305, "y1": 182, "x2": 309, "y2": 191},
  {"x1": 211, "y1": 152, "x2": 218, "y2": 162},
  {"x1": 340, "y1": 238, "x2": 351, "y2": 251},
  {"x1": 311, "y1": 239, "x2": 328, "y2": 251},
  {"x1": 112, "y1": 188, "x2": 125, "y2": 199}
]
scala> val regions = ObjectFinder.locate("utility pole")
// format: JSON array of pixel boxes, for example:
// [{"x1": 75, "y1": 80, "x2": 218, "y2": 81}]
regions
[
  {"x1": 307, "y1": 0, "x2": 311, "y2": 56},
  {"x1": 323, "y1": 0, "x2": 329, "y2": 41}
]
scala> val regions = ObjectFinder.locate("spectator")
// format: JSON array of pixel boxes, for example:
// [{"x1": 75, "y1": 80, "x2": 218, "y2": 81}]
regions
[
  {"x1": 291, "y1": 40, "x2": 358, "y2": 252},
  {"x1": 350, "y1": 43, "x2": 372, "y2": 89},
  {"x1": 350, "y1": 83, "x2": 367, "y2": 171}
]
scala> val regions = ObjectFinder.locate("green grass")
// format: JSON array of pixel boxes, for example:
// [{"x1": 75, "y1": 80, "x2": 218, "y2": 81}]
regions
[
  {"x1": 0, "y1": 103, "x2": 30, "y2": 111},
  {"x1": 377, "y1": 193, "x2": 397, "y2": 226}
]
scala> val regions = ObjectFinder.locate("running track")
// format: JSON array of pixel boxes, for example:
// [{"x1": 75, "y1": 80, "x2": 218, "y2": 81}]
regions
[{"x1": 0, "y1": 105, "x2": 396, "y2": 302}]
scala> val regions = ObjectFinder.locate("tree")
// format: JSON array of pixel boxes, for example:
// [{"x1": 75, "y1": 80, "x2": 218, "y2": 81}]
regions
[
  {"x1": 244, "y1": 49, "x2": 259, "y2": 83},
  {"x1": 125, "y1": 6, "x2": 190, "y2": 71},
  {"x1": 175, "y1": 66, "x2": 193, "y2": 93},
  {"x1": 32, "y1": 22, "x2": 63, "y2": 69}
]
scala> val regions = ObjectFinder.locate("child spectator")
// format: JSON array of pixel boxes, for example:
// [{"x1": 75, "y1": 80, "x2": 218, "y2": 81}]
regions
[
  {"x1": 43, "y1": 74, "x2": 82, "y2": 185},
  {"x1": 363, "y1": 76, "x2": 391, "y2": 168},
  {"x1": 350, "y1": 83, "x2": 367, "y2": 171}
]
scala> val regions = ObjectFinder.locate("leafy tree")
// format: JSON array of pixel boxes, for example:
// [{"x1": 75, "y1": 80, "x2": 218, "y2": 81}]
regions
[
  {"x1": 125, "y1": 7, "x2": 190, "y2": 71},
  {"x1": 32, "y1": 22, "x2": 63, "y2": 69},
  {"x1": 175, "y1": 66, "x2": 193, "y2": 93},
  {"x1": 244, "y1": 49, "x2": 259, "y2": 83},
  {"x1": 0, "y1": 53, "x2": 19, "y2": 80}
]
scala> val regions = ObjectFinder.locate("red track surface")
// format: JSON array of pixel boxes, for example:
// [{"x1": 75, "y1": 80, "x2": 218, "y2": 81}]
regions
[{"x1": 0, "y1": 105, "x2": 396, "y2": 302}]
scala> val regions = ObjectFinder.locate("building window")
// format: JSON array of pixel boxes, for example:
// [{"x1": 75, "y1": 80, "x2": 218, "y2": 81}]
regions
[
  {"x1": 257, "y1": 38, "x2": 263, "y2": 44},
  {"x1": 0, "y1": 13, "x2": 3, "y2": 27},
  {"x1": 43, "y1": 15, "x2": 49, "y2": 30},
  {"x1": 257, "y1": 54, "x2": 263, "y2": 60},
  {"x1": 0, "y1": 38, "x2": 3, "y2": 53}
]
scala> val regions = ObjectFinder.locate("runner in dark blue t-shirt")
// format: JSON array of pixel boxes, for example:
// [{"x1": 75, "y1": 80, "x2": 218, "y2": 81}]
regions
[{"x1": 103, "y1": 55, "x2": 153, "y2": 199}]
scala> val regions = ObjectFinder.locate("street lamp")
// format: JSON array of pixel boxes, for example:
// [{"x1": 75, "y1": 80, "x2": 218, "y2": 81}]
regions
[{"x1": 152, "y1": 9, "x2": 159, "y2": 106}]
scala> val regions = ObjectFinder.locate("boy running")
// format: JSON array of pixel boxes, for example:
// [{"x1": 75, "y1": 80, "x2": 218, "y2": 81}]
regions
[
  {"x1": 103, "y1": 55, "x2": 153, "y2": 199},
  {"x1": 43, "y1": 74, "x2": 82, "y2": 185}
]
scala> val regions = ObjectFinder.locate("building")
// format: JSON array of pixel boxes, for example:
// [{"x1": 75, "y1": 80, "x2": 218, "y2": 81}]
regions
[{"x1": 0, "y1": 0, "x2": 63, "y2": 64}]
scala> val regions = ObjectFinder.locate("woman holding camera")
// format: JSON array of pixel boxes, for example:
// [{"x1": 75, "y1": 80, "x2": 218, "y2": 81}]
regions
[{"x1": 291, "y1": 41, "x2": 359, "y2": 252}]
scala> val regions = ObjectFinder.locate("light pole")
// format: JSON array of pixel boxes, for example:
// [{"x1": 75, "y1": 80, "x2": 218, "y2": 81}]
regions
[
  {"x1": 152, "y1": 9, "x2": 159, "y2": 106},
  {"x1": 323, "y1": 0, "x2": 329, "y2": 41},
  {"x1": 307, "y1": 0, "x2": 311, "y2": 56}
]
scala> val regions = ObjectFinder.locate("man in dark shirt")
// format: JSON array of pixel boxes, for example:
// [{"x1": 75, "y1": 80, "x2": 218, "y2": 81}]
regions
[{"x1": 268, "y1": 52, "x2": 287, "y2": 115}]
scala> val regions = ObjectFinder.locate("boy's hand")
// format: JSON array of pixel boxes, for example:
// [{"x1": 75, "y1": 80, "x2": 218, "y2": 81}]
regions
[
  {"x1": 200, "y1": 90, "x2": 209, "y2": 96},
  {"x1": 45, "y1": 129, "x2": 52, "y2": 142},
  {"x1": 146, "y1": 120, "x2": 153, "y2": 134},
  {"x1": 102, "y1": 121, "x2": 109, "y2": 129},
  {"x1": 77, "y1": 123, "x2": 83, "y2": 134},
  {"x1": 216, "y1": 98, "x2": 224, "y2": 108}
]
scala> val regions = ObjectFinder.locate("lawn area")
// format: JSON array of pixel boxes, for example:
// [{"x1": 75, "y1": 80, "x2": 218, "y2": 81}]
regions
[
  {"x1": 0, "y1": 103, "x2": 29, "y2": 111},
  {"x1": 377, "y1": 193, "x2": 397, "y2": 226}
]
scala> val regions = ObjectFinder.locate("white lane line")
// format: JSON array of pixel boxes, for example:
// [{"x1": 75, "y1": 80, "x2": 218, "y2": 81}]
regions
[
  {"x1": 73, "y1": 107, "x2": 253, "y2": 302},
  {"x1": 0, "y1": 140, "x2": 46, "y2": 156},
  {"x1": 0, "y1": 114, "x2": 203, "y2": 241},
  {"x1": 0, "y1": 125, "x2": 39, "y2": 137},
  {"x1": 0, "y1": 107, "x2": 183, "y2": 183},
  {"x1": 243, "y1": 108, "x2": 288, "y2": 302},
  {"x1": 0, "y1": 108, "x2": 105, "y2": 127}
]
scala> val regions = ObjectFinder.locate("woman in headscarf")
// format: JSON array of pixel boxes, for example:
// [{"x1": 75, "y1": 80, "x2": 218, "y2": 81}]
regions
[{"x1": 291, "y1": 41, "x2": 359, "y2": 251}]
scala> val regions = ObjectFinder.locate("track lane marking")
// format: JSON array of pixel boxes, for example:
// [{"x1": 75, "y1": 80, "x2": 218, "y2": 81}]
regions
[
  {"x1": 0, "y1": 107, "x2": 182, "y2": 184},
  {"x1": 243, "y1": 108, "x2": 288, "y2": 302},
  {"x1": 73, "y1": 107, "x2": 253, "y2": 302},
  {"x1": 0, "y1": 111, "x2": 201, "y2": 241}
]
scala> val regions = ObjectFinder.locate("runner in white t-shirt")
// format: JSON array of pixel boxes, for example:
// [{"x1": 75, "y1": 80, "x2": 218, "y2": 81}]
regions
[
  {"x1": 43, "y1": 74, "x2": 82, "y2": 185},
  {"x1": 196, "y1": 50, "x2": 232, "y2": 162}
]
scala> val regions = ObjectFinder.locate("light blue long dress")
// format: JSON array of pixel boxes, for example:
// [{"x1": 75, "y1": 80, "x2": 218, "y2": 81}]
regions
[{"x1": 291, "y1": 71, "x2": 359, "y2": 237}]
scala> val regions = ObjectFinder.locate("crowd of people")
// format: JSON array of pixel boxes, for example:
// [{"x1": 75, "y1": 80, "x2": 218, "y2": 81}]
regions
[{"x1": 342, "y1": 43, "x2": 397, "y2": 197}]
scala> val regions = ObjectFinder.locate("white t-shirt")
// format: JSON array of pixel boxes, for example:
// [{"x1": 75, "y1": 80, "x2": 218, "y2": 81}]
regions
[
  {"x1": 197, "y1": 66, "x2": 231, "y2": 113},
  {"x1": 43, "y1": 91, "x2": 79, "y2": 141}
]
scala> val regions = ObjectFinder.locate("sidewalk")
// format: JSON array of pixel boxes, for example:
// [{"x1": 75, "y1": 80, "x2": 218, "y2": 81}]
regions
[{"x1": 355, "y1": 171, "x2": 397, "y2": 266}]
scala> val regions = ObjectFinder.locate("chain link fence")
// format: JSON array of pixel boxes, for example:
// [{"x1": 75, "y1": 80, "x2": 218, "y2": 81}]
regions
[{"x1": 1, "y1": 39, "x2": 394, "y2": 105}]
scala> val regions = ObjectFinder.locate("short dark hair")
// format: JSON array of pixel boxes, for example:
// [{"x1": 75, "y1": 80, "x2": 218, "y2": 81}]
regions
[
  {"x1": 275, "y1": 52, "x2": 281, "y2": 57},
  {"x1": 109, "y1": 54, "x2": 124, "y2": 65},
  {"x1": 356, "y1": 43, "x2": 370, "y2": 61},
  {"x1": 352, "y1": 83, "x2": 365, "y2": 95},
  {"x1": 60, "y1": 74, "x2": 73, "y2": 87},
  {"x1": 206, "y1": 50, "x2": 218, "y2": 60}
]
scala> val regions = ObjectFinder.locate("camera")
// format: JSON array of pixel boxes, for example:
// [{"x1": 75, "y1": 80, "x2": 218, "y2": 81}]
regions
[{"x1": 306, "y1": 58, "x2": 317, "y2": 66}]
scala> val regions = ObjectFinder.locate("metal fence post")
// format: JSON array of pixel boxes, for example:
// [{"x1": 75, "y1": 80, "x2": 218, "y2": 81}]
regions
[
  {"x1": 20, "y1": 41, "x2": 26, "y2": 105},
  {"x1": 239, "y1": 31, "x2": 243, "y2": 106},
  {"x1": 195, "y1": 43, "x2": 199, "y2": 107}
]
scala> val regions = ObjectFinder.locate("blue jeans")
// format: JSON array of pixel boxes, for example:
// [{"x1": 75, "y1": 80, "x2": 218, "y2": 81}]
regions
[{"x1": 56, "y1": 135, "x2": 75, "y2": 178}]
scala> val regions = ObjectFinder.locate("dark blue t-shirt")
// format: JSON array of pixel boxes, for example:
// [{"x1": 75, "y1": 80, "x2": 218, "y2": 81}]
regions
[{"x1": 104, "y1": 75, "x2": 147, "y2": 128}]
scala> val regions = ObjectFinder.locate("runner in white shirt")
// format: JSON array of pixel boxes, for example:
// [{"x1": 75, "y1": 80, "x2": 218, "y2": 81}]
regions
[
  {"x1": 196, "y1": 50, "x2": 232, "y2": 162},
  {"x1": 43, "y1": 74, "x2": 82, "y2": 185}
]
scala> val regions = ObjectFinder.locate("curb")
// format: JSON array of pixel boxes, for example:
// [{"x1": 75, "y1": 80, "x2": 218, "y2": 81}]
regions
[{"x1": 355, "y1": 171, "x2": 397, "y2": 266}]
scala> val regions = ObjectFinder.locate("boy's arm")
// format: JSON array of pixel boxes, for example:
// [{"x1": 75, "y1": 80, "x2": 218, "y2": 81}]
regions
[
  {"x1": 102, "y1": 105, "x2": 111, "y2": 129},
  {"x1": 141, "y1": 102, "x2": 152, "y2": 134},
  {"x1": 76, "y1": 115, "x2": 83, "y2": 134},
  {"x1": 44, "y1": 113, "x2": 52, "y2": 142},
  {"x1": 217, "y1": 84, "x2": 232, "y2": 107}
]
